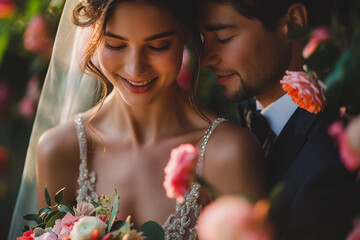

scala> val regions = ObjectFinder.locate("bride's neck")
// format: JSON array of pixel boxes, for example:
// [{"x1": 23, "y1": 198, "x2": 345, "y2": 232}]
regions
[{"x1": 98, "y1": 84, "x2": 192, "y2": 144}]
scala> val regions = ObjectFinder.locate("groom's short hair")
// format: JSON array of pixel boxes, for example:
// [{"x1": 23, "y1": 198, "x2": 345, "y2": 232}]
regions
[{"x1": 201, "y1": 0, "x2": 350, "y2": 30}]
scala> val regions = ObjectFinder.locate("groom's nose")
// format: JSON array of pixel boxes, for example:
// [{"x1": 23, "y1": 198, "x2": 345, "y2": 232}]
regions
[{"x1": 201, "y1": 41, "x2": 221, "y2": 67}]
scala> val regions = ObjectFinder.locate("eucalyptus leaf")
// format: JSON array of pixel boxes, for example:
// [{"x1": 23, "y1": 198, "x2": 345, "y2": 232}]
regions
[
  {"x1": 139, "y1": 221, "x2": 164, "y2": 240},
  {"x1": 45, "y1": 187, "x2": 51, "y2": 206},
  {"x1": 108, "y1": 189, "x2": 119, "y2": 232},
  {"x1": 58, "y1": 204, "x2": 75, "y2": 215},
  {"x1": 45, "y1": 212, "x2": 67, "y2": 228},
  {"x1": 54, "y1": 187, "x2": 66, "y2": 205}
]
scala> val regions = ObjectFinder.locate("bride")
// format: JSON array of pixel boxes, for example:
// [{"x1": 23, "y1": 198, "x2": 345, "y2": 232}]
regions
[{"x1": 9, "y1": 0, "x2": 265, "y2": 239}]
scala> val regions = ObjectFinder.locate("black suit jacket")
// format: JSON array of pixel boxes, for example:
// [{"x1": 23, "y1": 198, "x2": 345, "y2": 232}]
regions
[
  {"x1": 267, "y1": 106, "x2": 360, "y2": 240},
  {"x1": 238, "y1": 102, "x2": 360, "y2": 239}
]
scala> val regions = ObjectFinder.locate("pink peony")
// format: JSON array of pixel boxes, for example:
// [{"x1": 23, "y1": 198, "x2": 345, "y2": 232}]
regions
[
  {"x1": 163, "y1": 143, "x2": 199, "y2": 203},
  {"x1": 17, "y1": 230, "x2": 34, "y2": 240},
  {"x1": 328, "y1": 121, "x2": 360, "y2": 171},
  {"x1": 280, "y1": 70, "x2": 326, "y2": 113},
  {"x1": 74, "y1": 201, "x2": 95, "y2": 216},
  {"x1": 34, "y1": 232, "x2": 57, "y2": 240},
  {"x1": 52, "y1": 213, "x2": 81, "y2": 239},
  {"x1": 347, "y1": 218, "x2": 360, "y2": 240},
  {"x1": 197, "y1": 196, "x2": 272, "y2": 240},
  {"x1": 23, "y1": 15, "x2": 53, "y2": 58},
  {"x1": 302, "y1": 27, "x2": 331, "y2": 59}
]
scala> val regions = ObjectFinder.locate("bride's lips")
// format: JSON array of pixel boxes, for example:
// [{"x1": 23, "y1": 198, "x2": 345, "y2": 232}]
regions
[{"x1": 119, "y1": 75, "x2": 158, "y2": 94}]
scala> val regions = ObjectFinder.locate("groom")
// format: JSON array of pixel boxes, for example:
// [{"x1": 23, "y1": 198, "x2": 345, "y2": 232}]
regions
[{"x1": 199, "y1": 0, "x2": 360, "y2": 239}]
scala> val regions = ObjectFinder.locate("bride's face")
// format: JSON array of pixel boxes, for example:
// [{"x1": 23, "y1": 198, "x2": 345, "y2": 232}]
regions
[{"x1": 98, "y1": 2, "x2": 186, "y2": 106}]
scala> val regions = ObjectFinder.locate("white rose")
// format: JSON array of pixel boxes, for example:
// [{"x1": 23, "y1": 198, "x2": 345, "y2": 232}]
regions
[{"x1": 69, "y1": 216, "x2": 107, "y2": 240}]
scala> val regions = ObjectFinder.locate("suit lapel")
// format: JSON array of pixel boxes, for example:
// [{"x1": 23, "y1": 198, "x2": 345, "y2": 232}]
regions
[{"x1": 266, "y1": 108, "x2": 320, "y2": 186}]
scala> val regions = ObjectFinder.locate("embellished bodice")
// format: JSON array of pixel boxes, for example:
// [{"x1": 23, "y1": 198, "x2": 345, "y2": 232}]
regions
[{"x1": 74, "y1": 115, "x2": 226, "y2": 239}]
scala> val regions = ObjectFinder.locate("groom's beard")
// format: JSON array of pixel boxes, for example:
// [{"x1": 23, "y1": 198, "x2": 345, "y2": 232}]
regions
[{"x1": 225, "y1": 74, "x2": 257, "y2": 103}]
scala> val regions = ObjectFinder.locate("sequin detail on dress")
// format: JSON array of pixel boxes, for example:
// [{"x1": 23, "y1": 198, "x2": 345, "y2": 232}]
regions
[
  {"x1": 75, "y1": 114, "x2": 99, "y2": 203},
  {"x1": 162, "y1": 118, "x2": 227, "y2": 240},
  {"x1": 74, "y1": 115, "x2": 226, "y2": 239}
]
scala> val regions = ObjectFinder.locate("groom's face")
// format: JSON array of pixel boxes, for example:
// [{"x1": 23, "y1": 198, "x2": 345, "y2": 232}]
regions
[{"x1": 199, "y1": 3, "x2": 290, "y2": 103}]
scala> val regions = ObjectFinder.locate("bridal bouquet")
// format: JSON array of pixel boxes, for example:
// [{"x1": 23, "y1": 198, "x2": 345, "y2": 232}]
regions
[{"x1": 18, "y1": 188, "x2": 164, "y2": 240}]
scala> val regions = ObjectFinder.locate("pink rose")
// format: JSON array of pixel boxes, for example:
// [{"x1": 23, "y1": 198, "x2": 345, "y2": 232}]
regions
[
  {"x1": 280, "y1": 70, "x2": 326, "y2": 113},
  {"x1": 163, "y1": 144, "x2": 198, "y2": 203},
  {"x1": 328, "y1": 121, "x2": 360, "y2": 171},
  {"x1": 34, "y1": 232, "x2": 57, "y2": 240},
  {"x1": 197, "y1": 196, "x2": 273, "y2": 240},
  {"x1": 347, "y1": 218, "x2": 360, "y2": 240},
  {"x1": 52, "y1": 213, "x2": 81, "y2": 239},
  {"x1": 303, "y1": 27, "x2": 331, "y2": 59}
]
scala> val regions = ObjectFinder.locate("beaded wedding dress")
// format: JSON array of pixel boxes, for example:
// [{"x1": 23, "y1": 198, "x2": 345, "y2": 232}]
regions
[{"x1": 75, "y1": 115, "x2": 226, "y2": 240}]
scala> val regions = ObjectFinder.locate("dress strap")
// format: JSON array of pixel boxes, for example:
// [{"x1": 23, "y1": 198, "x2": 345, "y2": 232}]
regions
[
  {"x1": 196, "y1": 118, "x2": 227, "y2": 175},
  {"x1": 74, "y1": 114, "x2": 99, "y2": 203}
]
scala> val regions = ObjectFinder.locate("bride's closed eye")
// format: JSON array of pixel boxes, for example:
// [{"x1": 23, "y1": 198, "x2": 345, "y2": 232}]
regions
[{"x1": 105, "y1": 43, "x2": 126, "y2": 50}]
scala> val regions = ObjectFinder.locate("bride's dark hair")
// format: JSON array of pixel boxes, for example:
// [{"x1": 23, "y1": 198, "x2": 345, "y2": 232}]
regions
[{"x1": 71, "y1": 0, "x2": 207, "y2": 125}]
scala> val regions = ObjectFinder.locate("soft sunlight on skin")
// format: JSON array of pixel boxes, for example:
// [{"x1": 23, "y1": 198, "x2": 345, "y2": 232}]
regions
[
  {"x1": 198, "y1": 3, "x2": 290, "y2": 108},
  {"x1": 98, "y1": 2, "x2": 186, "y2": 107}
]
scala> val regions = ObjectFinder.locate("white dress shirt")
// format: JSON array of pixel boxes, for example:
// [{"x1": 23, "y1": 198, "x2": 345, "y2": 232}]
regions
[{"x1": 256, "y1": 94, "x2": 298, "y2": 138}]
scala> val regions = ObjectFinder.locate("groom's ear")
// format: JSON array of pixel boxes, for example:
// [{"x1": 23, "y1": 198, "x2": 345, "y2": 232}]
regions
[{"x1": 280, "y1": 3, "x2": 308, "y2": 35}]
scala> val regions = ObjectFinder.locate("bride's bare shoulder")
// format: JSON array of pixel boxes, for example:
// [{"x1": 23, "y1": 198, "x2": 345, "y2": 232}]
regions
[{"x1": 36, "y1": 119, "x2": 79, "y2": 166}]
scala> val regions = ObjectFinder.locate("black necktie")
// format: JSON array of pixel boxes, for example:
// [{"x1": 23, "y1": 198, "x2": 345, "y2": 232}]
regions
[{"x1": 238, "y1": 100, "x2": 276, "y2": 156}]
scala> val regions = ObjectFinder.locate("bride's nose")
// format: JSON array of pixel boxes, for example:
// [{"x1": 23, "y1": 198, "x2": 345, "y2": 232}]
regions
[{"x1": 124, "y1": 49, "x2": 149, "y2": 78}]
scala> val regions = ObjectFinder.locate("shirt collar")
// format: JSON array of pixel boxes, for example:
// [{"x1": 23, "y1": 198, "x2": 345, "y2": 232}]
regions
[{"x1": 256, "y1": 94, "x2": 298, "y2": 137}]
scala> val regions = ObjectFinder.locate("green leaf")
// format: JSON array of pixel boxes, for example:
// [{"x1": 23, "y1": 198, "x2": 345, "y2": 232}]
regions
[
  {"x1": 22, "y1": 214, "x2": 38, "y2": 221},
  {"x1": 38, "y1": 207, "x2": 51, "y2": 218},
  {"x1": 138, "y1": 221, "x2": 165, "y2": 240},
  {"x1": 54, "y1": 187, "x2": 66, "y2": 205},
  {"x1": 35, "y1": 223, "x2": 46, "y2": 229},
  {"x1": 268, "y1": 183, "x2": 284, "y2": 204},
  {"x1": 0, "y1": 21, "x2": 11, "y2": 66},
  {"x1": 45, "y1": 211, "x2": 67, "y2": 228},
  {"x1": 45, "y1": 187, "x2": 51, "y2": 206},
  {"x1": 44, "y1": 211, "x2": 58, "y2": 223},
  {"x1": 110, "y1": 220, "x2": 126, "y2": 231},
  {"x1": 108, "y1": 189, "x2": 119, "y2": 232},
  {"x1": 58, "y1": 204, "x2": 75, "y2": 215}
]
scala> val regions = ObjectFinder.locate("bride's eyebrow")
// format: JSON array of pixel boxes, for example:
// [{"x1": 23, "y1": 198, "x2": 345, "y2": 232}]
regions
[{"x1": 104, "y1": 31, "x2": 176, "y2": 42}]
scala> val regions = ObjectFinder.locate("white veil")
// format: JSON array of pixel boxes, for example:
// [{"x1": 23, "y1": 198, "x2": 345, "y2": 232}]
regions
[{"x1": 8, "y1": 0, "x2": 99, "y2": 238}]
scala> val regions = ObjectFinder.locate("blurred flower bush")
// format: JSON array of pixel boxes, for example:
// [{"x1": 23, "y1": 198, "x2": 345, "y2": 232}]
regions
[{"x1": 0, "y1": 0, "x2": 64, "y2": 238}]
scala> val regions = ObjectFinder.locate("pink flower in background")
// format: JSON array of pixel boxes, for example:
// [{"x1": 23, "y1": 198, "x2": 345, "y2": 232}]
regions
[
  {"x1": 280, "y1": 71, "x2": 326, "y2": 113},
  {"x1": 17, "y1": 229, "x2": 34, "y2": 240},
  {"x1": 23, "y1": 15, "x2": 53, "y2": 58},
  {"x1": 52, "y1": 213, "x2": 81, "y2": 239},
  {"x1": 163, "y1": 143, "x2": 199, "y2": 203},
  {"x1": 176, "y1": 48, "x2": 193, "y2": 91},
  {"x1": 18, "y1": 76, "x2": 41, "y2": 119},
  {"x1": 0, "y1": 0, "x2": 16, "y2": 19},
  {"x1": 197, "y1": 196, "x2": 272, "y2": 240},
  {"x1": 347, "y1": 218, "x2": 360, "y2": 240},
  {"x1": 328, "y1": 121, "x2": 360, "y2": 171},
  {"x1": 346, "y1": 115, "x2": 360, "y2": 157},
  {"x1": 74, "y1": 201, "x2": 95, "y2": 216},
  {"x1": 303, "y1": 27, "x2": 331, "y2": 58}
]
